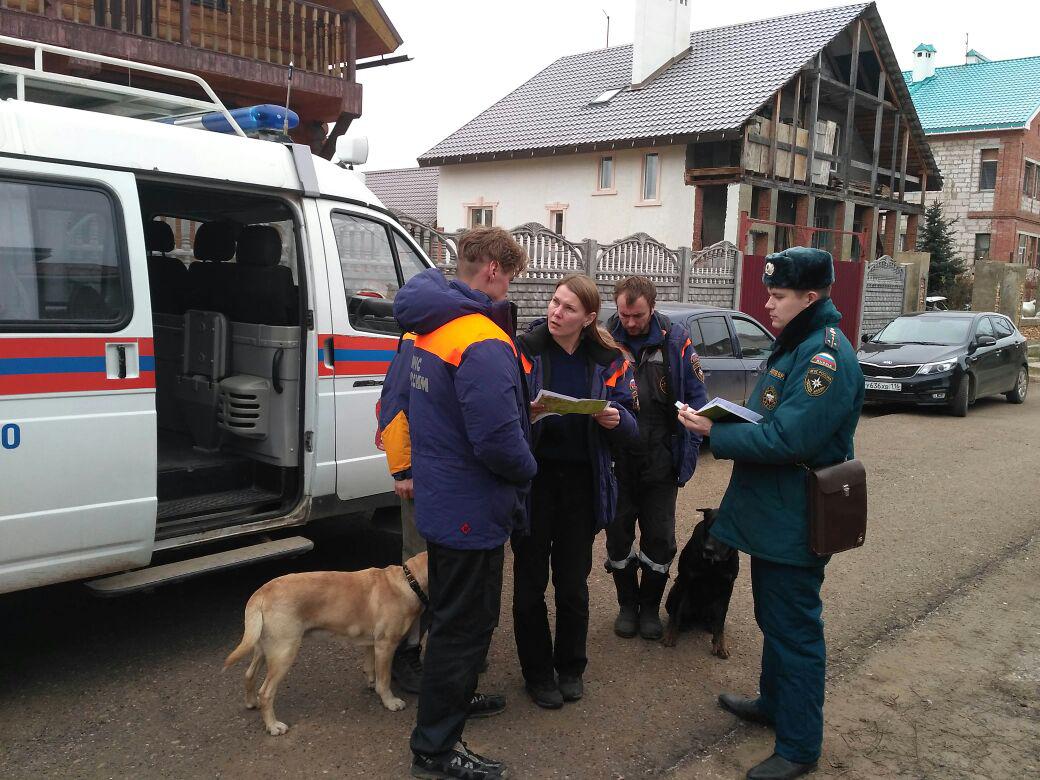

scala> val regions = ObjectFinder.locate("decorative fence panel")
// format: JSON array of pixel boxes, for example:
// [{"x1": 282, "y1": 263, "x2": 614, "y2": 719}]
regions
[
  {"x1": 861, "y1": 256, "x2": 908, "y2": 336},
  {"x1": 597, "y1": 233, "x2": 682, "y2": 303}
]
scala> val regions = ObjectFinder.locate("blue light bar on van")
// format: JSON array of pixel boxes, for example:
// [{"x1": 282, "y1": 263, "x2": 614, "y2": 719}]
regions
[{"x1": 159, "y1": 104, "x2": 299, "y2": 135}]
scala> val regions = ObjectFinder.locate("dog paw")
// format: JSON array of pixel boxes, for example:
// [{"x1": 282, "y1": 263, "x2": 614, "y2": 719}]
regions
[
  {"x1": 712, "y1": 642, "x2": 730, "y2": 660},
  {"x1": 266, "y1": 721, "x2": 289, "y2": 736},
  {"x1": 382, "y1": 697, "x2": 407, "y2": 712}
]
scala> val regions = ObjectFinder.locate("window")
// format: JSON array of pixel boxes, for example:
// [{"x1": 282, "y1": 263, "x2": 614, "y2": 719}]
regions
[
  {"x1": 974, "y1": 233, "x2": 991, "y2": 262},
  {"x1": 642, "y1": 153, "x2": 660, "y2": 202},
  {"x1": 590, "y1": 87, "x2": 624, "y2": 106},
  {"x1": 469, "y1": 207, "x2": 494, "y2": 228},
  {"x1": 993, "y1": 316, "x2": 1014, "y2": 338},
  {"x1": 1024, "y1": 161, "x2": 1039, "y2": 199},
  {"x1": 549, "y1": 209, "x2": 565, "y2": 235},
  {"x1": 331, "y1": 212, "x2": 405, "y2": 300},
  {"x1": 1018, "y1": 233, "x2": 1040, "y2": 267},
  {"x1": 732, "y1": 317, "x2": 774, "y2": 358},
  {"x1": 976, "y1": 317, "x2": 997, "y2": 338},
  {"x1": 0, "y1": 179, "x2": 128, "y2": 328},
  {"x1": 978, "y1": 148, "x2": 998, "y2": 191},
  {"x1": 690, "y1": 315, "x2": 734, "y2": 357},
  {"x1": 392, "y1": 232, "x2": 431, "y2": 286},
  {"x1": 597, "y1": 156, "x2": 615, "y2": 192}
]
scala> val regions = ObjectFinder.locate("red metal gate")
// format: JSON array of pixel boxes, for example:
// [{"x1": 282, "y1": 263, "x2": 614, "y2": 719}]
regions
[{"x1": 739, "y1": 255, "x2": 865, "y2": 343}]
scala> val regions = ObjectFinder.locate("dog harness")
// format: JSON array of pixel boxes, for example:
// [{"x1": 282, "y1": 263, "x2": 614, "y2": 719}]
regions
[{"x1": 402, "y1": 563, "x2": 429, "y2": 607}]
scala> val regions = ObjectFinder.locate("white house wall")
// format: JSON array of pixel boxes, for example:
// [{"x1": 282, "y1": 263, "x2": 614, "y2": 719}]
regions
[{"x1": 435, "y1": 145, "x2": 695, "y2": 248}]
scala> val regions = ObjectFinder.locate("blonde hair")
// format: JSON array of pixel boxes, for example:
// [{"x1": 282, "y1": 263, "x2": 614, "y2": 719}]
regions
[{"x1": 556, "y1": 274, "x2": 620, "y2": 354}]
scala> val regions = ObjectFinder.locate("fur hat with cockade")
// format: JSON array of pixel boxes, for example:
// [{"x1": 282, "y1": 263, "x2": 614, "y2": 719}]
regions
[{"x1": 762, "y1": 246, "x2": 835, "y2": 290}]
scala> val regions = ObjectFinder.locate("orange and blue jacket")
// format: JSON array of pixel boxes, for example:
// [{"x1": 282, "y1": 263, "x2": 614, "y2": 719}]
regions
[
  {"x1": 378, "y1": 332, "x2": 416, "y2": 480},
  {"x1": 392, "y1": 268, "x2": 536, "y2": 550},
  {"x1": 518, "y1": 320, "x2": 639, "y2": 531}
]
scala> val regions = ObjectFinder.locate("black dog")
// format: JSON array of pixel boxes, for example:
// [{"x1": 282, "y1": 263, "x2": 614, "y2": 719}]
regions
[{"x1": 662, "y1": 508, "x2": 739, "y2": 658}]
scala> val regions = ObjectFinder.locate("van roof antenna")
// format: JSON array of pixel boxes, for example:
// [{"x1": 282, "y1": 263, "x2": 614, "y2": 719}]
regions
[{"x1": 283, "y1": 62, "x2": 294, "y2": 135}]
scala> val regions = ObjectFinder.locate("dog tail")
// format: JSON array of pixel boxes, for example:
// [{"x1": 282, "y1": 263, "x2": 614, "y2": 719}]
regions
[{"x1": 223, "y1": 594, "x2": 264, "y2": 670}]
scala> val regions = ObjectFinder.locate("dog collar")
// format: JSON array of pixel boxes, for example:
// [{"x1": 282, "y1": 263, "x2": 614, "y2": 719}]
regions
[{"x1": 402, "y1": 563, "x2": 429, "y2": 607}]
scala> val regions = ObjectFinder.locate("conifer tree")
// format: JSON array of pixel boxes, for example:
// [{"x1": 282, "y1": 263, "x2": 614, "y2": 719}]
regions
[{"x1": 917, "y1": 200, "x2": 964, "y2": 296}]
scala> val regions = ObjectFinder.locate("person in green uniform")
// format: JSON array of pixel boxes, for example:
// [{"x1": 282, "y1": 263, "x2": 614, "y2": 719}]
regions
[{"x1": 677, "y1": 246, "x2": 864, "y2": 780}]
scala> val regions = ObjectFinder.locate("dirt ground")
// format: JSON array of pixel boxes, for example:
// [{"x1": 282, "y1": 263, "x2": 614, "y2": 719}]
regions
[{"x1": 1, "y1": 394, "x2": 1039, "y2": 779}]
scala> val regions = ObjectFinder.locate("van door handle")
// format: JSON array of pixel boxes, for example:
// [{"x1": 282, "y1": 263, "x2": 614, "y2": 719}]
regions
[
  {"x1": 324, "y1": 337, "x2": 336, "y2": 370},
  {"x1": 105, "y1": 342, "x2": 137, "y2": 379},
  {"x1": 353, "y1": 379, "x2": 384, "y2": 388}
]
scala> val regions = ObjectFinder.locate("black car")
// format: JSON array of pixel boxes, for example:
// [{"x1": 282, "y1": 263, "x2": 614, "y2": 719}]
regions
[
  {"x1": 599, "y1": 303, "x2": 775, "y2": 406},
  {"x1": 857, "y1": 311, "x2": 1029, "y2": 416}
]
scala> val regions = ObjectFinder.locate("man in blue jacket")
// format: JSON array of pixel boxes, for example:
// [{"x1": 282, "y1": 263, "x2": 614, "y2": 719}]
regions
[
  {"x1": 395, "y1": 227, "x2": 536, "y2": 780},
  {"x1": 606, "y1": 276, "x2": 709, "y2": 640},
  {"x1": 679, "y1": 247, "x2": 864, "y2": 780}
]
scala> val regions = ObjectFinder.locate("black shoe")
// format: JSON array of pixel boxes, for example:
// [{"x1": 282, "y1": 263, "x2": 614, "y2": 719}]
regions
[
  {"x1": 524, "y1": 679, "x2": 563, "y2": 709},
  {"x1": 610, "y1": 565, "x2": 639, "y2": 638},
  {"x1": 467, "y1": 692, "x2": 506, "y2": 719},
  {"x1": 746, "y1": 753, "x2": 817, "y2": 779},
  {"x1": 614, "y1": 604, "x2": 639, "y2": 638},
  {"x1": 392, "y1": 643, "x2": 424, "y2": 694},
  {"x1": 718, "y1": 693, "x2": 774, "y2": 726},
  {"x1": 411, "y1": 742, "x2": 507, "y2": 779},
  {"x1": 558, "y1": 675, "x2": 583, "y2": 702}
]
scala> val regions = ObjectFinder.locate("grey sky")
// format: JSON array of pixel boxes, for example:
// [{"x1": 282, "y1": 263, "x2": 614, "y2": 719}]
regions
[{"x1": 352, "y1": 1, "x2": 1034, "y2": 172}]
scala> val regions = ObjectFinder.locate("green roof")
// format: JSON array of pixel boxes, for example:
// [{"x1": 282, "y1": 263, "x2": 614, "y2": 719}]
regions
[
  {"x1": 914, "y1": 43, "x2": 936, "y2": 53},
  {"x1": 903, "y1": 55, "x2": 1040, "y2": 134}
]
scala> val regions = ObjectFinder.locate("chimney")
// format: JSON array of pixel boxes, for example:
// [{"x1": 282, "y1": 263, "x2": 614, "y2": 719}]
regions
[
  {"x1": 965, "y1": 49, "x2": 989, "y2": 65},
  {"x1": 631, "y1": 0, "x2": 692, "y2": 89},
  {"x1": 912, "y1": 43, "x2": 937, "y2": 82}
]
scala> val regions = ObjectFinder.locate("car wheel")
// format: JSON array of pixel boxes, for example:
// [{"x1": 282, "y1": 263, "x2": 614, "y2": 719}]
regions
[
  {"x1": 949, "y1": 374, "x2": 969, "y2": 417},
  {"x1": 1005, "y1": 366, "x2": 1028, "y2": 404}
]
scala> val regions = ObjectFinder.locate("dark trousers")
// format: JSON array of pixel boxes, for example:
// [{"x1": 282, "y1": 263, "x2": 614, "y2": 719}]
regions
[
  {"x1": 751, "y1": 557, "x2": 827, "y2": 765},
  {"x1": 409, "y1": 541, "x2": 503, "y2": 757},
  {"x1": 606, "y1": 457, "x2": 678, "y2": 569},
  {"x1": 511, "y1": 460, "x2": 595, "y2": 683}
]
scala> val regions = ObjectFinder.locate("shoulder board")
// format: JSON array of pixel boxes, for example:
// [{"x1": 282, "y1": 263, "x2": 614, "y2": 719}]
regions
[{"x1": 825, "y1": 327, "x2": 840, "y2": 349}]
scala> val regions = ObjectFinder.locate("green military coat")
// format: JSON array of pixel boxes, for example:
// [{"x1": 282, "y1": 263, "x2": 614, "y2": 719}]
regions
[{"x1": 709, "y1": 298, "x2": 865, "y2": 567}]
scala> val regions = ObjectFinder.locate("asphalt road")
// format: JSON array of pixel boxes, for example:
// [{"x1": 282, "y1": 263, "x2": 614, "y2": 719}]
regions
[{"x1": 1, "y1": 390, "x2": 1038, "y2": 779}]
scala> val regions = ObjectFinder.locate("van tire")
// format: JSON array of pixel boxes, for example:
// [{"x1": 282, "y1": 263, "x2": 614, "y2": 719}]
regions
[
  {"x1": 1006, "y1": 366, "x2": 1028, "y2": 404},
  {"x1": 949, "y1": 374, "x2": 970, "y2": 417}
]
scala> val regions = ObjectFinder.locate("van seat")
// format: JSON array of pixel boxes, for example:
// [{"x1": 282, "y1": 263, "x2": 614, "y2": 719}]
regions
[
  {"x1": 146, "y1": 221, "x2": 188, "y2": 314},
  {"x1": 231, "y1": 225, "x2": 298, "y2": 326},
  {"x1": 186, "y1": 221, "x2": 239, "y2": 312}
]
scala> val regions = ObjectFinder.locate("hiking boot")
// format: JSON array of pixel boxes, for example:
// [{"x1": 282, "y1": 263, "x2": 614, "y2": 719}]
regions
[
  {"x1": 637, "y1": 566, "x2": 668, "y2": 641},
  {"x1": 392, "y1": 643, "x2": 423, "y2": 694},
  {"x1": 610, "y1": 564, "x2": 639, "y2": 638},
  {"x1": 411, "y1": 741, "x2": 507, "y2": 779},
  {"x1": 557, "y1": 674, "x2": 583, "y2": 702},
  {"x1": 524, "y1": 679, "x2": 563, "y2": 709},
  {"x1": 467, "y1": 692, "x2": 506, "y2": 719}
]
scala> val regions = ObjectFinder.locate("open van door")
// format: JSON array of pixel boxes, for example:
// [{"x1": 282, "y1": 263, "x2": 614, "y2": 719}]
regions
[{"x1": 0, "y1": 159, "x2": 157, "y2": 593}]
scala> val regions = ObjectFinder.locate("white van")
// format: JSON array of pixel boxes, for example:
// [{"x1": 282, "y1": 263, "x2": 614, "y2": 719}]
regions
[{"x1": 0, "y1": 38, "x2": 430, "y2": 595}]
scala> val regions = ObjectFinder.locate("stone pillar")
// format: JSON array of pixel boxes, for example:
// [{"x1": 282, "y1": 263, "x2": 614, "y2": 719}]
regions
[
  {"x1": 973, "y1": 261, "x2": 1002, "y2": 312},
  {"x1": 692, "y1": 186, "x2": 705, "y2": 251},
  {"x1": 999, "y1": 263, "x2": 1027, "y2": 324},
  {"x1": 904, "y1": 212, "x2": 920, "y2": 252},
  {"x1": 895, "y1": 250, "x2": 930, "y2": 312},
  {"x1": 883, "y1": 210, "x2": 901, "y2": 257}
]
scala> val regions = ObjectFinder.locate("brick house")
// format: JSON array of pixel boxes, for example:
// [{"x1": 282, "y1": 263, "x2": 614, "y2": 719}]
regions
[
  {"x1": 902, "y1": 47, "x2": 1040, "y2": 266},
  {"x1": 419, "y1": 0, "x2": 940, "y2": 262}
]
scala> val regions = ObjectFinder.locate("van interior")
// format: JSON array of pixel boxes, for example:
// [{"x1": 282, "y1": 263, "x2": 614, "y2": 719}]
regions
[{"x1": 137, "y1": 181, "x2": 304, "y2": 540}]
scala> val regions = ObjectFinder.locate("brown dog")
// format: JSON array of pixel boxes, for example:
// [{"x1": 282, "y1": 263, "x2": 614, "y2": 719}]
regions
[{"x1": 223, "y1": 551, "x2": 429, "y2": 735}]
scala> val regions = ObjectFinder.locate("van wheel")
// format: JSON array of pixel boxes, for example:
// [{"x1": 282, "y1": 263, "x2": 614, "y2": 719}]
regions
[
  {"x1": 949, "y1": 374, "x2": 969, "y2": 417},
  {"x1": 1006, "y1": 366, "x2": 1028, "y2": 404}
]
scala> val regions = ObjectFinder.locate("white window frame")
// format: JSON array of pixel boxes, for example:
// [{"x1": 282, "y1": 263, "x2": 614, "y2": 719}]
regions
[
  {"x1": 463, "y1": 199, "x2": 498, "y2": 229},
  {"x1": 547, "y1": 204, "x2": 567, "y2": 235},
  {"x1": 978, "y1": 148, "x2": 999, "y2": 192},
  {"x1": 638, "y1": 152, "x2": 661, "y2": 205},
  {"x1": 594, "y1": 155, "x2": 616, "y2": 195}
]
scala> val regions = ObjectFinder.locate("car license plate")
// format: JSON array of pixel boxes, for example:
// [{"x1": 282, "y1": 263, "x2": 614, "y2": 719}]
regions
[{"x1": 865, "y1": 380, "x2": 901, "y2": 391}]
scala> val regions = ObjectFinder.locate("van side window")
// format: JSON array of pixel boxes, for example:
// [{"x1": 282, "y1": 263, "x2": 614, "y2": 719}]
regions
[
  {"x1": 0, "y1": 179, "x2": 128, "y2": 328},
  {"x1": 393, "y1": 232, "x2": 431, "y2": 286},
  {"x1": 331, "y1": 212, "x2": 403, "y2": 300}
]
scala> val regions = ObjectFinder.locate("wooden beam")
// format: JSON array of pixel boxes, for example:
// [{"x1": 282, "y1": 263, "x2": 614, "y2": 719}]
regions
[
  {"x1": 816, "y1": 73, "x2": 895, "y2": 110},
  {"x1": 899, "y1": 122, "x2": 910, "y2": 201},
  {"x1": 769, "y1": 91, "x2": 781, "y2": 179},
  {"x1": 788, "y1": 74, "x2": 802, "y2": 182},
  {"x1": 889, "y1": 115, "x2": 901, "y2": 194},
  {"x1": 747, "y1": 133, "x2": 839, "y2": 165},
  {"x1": 849, "y1": 159, "x2": 920, "y2": 184},
  {"x1": 859, "y1": 16, "x2": 904, "y2": 112},
  {"x1": 742, "y1": 175, "x2": 926, "y2": 214},
  {"x1": 920, "y1": 171, "x2": 929, "y2": 206},
  {"x1": 346, "y1": 12, "x2": 357, "y2": 83},
  {"x1": 869, "y1": 72, "x2": 886, "y2": 196},
  {"x1": 181, "y1": 0, "x2": 190, "y2": 46},
  {"x1": 842, "y1": 20, "x2": 862, "y2": 187},
  {"x1": 806, "y1": 55, "x2": 822, "y2": 187}
]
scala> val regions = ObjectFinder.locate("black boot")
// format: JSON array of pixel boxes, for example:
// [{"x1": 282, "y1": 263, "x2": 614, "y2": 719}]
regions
[
  {"x1": 392, "y1": 642, "x2": 423, "y2": 694},
  {"x1": 610, "y1": 564, "x2": 639, "y2": 638},
  {"x1": 637, "y1": 565, "x2": 668, "y2": 641}
]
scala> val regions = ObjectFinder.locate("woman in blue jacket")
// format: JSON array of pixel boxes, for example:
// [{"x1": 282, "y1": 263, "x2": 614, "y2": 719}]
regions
[{"x1": 513, "y1": 273, "x2": 638, "y2": 709}]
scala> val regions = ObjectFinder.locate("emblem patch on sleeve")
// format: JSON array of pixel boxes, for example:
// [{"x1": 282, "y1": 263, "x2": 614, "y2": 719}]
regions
[
  {"x1": 690, "y1": 354, "x2": 705, "y2": 383},
  {"x1": 810, "y1": 352, "x2": 837, "y2": 371},
  {"x1": 804, "y1": 367, "x2": 832, "y2": 397},
  {"x1": 761, "y1": 385, "x2": 779, "y2": 410}
]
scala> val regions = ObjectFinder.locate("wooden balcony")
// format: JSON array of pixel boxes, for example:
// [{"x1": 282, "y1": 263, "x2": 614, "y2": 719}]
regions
[{"x1": 0, "y1": 0, "x2": 401, "y2": 152}]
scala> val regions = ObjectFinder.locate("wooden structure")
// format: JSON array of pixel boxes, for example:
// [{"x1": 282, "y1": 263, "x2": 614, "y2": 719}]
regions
[
  {"x1": 686, "y1": 16, "x2": 938, "y2": 261},
  {"x1": 0, "y1": 0, "x2": 402, "y2": 155}
]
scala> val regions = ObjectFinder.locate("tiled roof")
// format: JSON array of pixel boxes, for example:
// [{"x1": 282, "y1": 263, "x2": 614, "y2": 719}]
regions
[
  {"x1": 903, "y1": 56, "x2": 1040, "y2": 134},
  {"x1": 420, "y1": 3, "x2": 871, "y2": 163},
  {"x1": 914, "y1": 43, "x2": 937, "y2": 54},
  {"x1": 364, "y1": 166, "x2": 440, "y2": 224}
]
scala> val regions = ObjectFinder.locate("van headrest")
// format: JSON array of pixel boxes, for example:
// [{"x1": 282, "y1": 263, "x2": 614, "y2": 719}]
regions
[
  {"x1": 145, "y1": 220, "x2": 175, "y2": 254},
  {"x1": 194, "y1": 221, "x2": 238, "y2": 263},
  {"x1": 237, "y1": 225, "x2": 282, "y2": 268}
]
